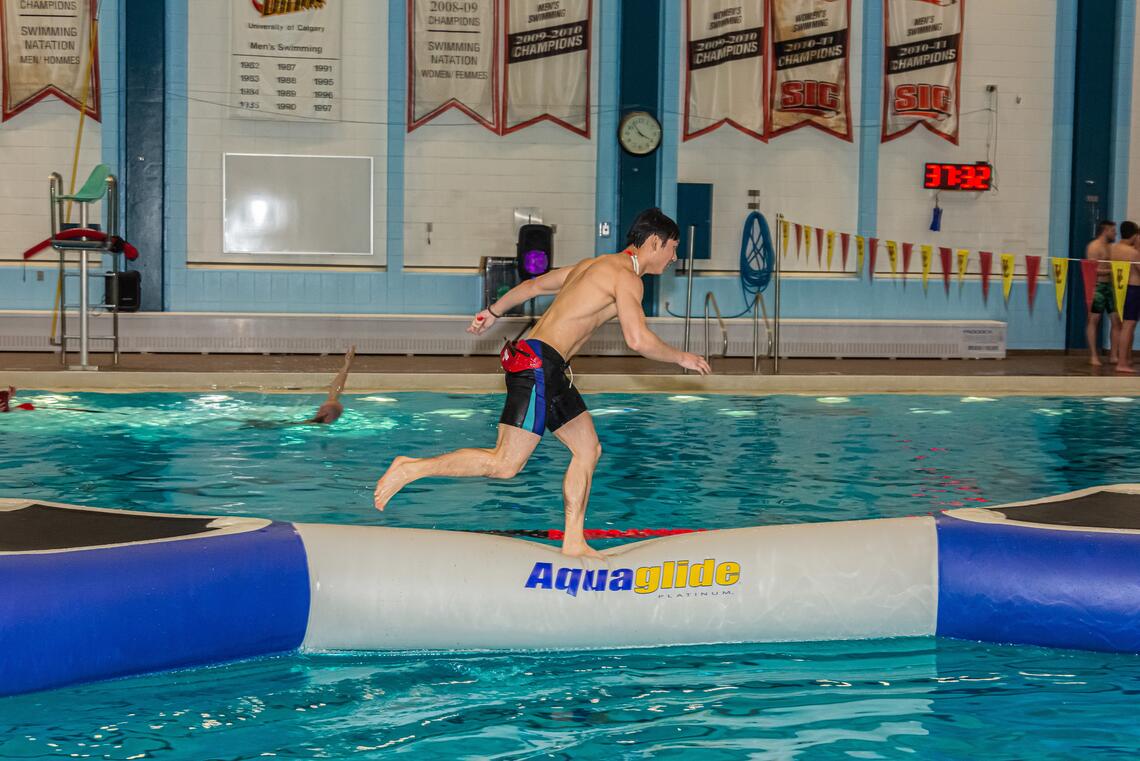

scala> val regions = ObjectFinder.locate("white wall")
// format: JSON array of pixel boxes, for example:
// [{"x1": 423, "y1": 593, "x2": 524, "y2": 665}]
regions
[
  {"x1": 1130, "y1": 9, "x2": 1140, "y2": 223},
  {"x1": 185, "y1": 0, "x2": 387, "y2": 267}
]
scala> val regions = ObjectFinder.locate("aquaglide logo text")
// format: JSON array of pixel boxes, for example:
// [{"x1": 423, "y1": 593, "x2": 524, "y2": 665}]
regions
[{"x1": 524, "y1": 558, "x2": 741, "y2": 597}]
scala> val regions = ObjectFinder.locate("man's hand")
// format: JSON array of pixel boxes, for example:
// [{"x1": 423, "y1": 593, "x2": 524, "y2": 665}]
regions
[
  {"x1": 678, "y1": 352, "x2": 712, "y2": 375},
  {"x1": 467, "y1": 309, "x2": 497, "y2": 335}
]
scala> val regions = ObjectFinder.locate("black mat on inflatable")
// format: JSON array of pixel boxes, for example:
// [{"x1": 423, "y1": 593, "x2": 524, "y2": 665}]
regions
[
  {"x1": 0, "y1": 504, "x2": 220, "y2": 552},
  {"x1": 997, "y1": 491, "x2": 1140, "y2": 530}
]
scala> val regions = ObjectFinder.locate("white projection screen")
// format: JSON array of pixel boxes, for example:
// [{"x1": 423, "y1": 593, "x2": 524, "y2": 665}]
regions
[{"x1": 222, "y1": 153, "x2": 373, "y2": 260}]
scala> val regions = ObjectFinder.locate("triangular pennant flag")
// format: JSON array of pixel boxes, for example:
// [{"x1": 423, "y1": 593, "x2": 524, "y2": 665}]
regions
[
  {"x1": 939, "y1": 247, "x2": 952, "y2": 292},
  {"x1": 868, "y1": 238, "x2": 879, "y2": 280},
  {"x1": 921, "y1": 245, "x2": 933, "y2": 290},
  {"x1": 956, "y1": 249, "x2": 969, "y2": 284},
  {"x1": 886, "y1": 241, "x2": 898, "y2": 276},
  {"x1": 795, "y1": 224, "x2": 803, "y2": 257},
  {"x1": 815, "y1": 227, "x2": 825, "y2": 267},
  {"x1": 902, "y1": 242, "x2": 914, "y2": 277},
  {"x1": 840, "y1": 233, "x2": 851, "y2": 270},
  {"x1": 856, "y1": 236, "x2": 865, "y2": 275},
  {"x1": 781, "y1": 220, "x2": 790, "y2": 257},
  {"x1": 805, "y1": 226, "x2": 814, "y2": 261},
  {"x1": 1079, "y1": 259, "x2": 1099, "y2": 312},
  {"x1": 1025, "y1": 256, "x2": 1041, "y2": 309},
  {"x1": 1051, "y1": 257, "x2": 1069, "y2": 313},
  {"x1": 1111, "y1": 260, "x2": 1131, "y2": 319},
  {"x1": 1001, "y1": 254, "x2": 1016, "y2": 302},
  {"x1": 979, "y1": 251, "x2": 993, "y2": 301},
  {"x1": 826, "y1": 231, "x2": 835, "y2": 271}
]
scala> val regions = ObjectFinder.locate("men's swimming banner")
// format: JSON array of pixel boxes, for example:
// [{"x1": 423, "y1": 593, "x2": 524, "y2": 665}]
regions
[
  {"x1": 882, "y1": 0, "x2": 964, "y2": 144},
  {"x1": 684, "y1": 0, "x2": 767, "y2": 141},
  {"x1": 503, "y1": 0, "x2": 590, "y2": 136},
  {"x1": 230, "y1": 0, "x2": 342, "y2": 121},
  {"x1": 409, "y1": 0, "x2": 498, "y2": 132},
  {"x1": 769, "y1": 0, "x2": 852, "y2": 141},
  {"x1": 1, "y1": 0, "x2": 100, "y2": 121}
]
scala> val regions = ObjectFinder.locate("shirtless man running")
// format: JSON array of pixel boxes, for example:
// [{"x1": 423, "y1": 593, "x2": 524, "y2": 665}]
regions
[
  {"x1": 373, "y1": 208, "x2": 712, "y2": 557},
  {"x1": 1085, "y1": 220, "x2": 1119, "y2": 366},
  {"x1": 1109, "y1": 221, "x2": 1140, "y2": 374}
]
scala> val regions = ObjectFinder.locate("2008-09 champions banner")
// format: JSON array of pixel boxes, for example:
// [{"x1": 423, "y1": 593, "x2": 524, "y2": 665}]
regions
[
  {"x1": 882, "y1": 0, "x2": 964, "y2": 144},
  {"x1": 2, "y1": 0, "x2": 100, "y2": 122},
  {"x1": 503, "y1": 0, "x2": 589, "y2": 136},
  {"x1": 684, "y1": 0, "x2": 767, "y2": 141},
  {"x1": 769, "y1": 0, "x2": 851, "y2": 141},
  {"x1": 409, "y1": 0, "x2": 498, "y2": 132}
]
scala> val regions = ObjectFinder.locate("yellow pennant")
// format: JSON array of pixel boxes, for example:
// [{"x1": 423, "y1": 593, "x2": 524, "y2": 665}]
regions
[
  {"x1": 921, "y1": 245, "x2": 933, "y2": 290},
  {"x1": 886, "y1": 241, "x2": 898, "y2": 275},
  {"x1": 781, "y1": 220, "x2": 790, "y2": 257},
  {"x1": 826, "y1": 230, "x2": 835, "y2": 271},
  {"x1": 1111, "y1": 260, "x2": 1131, "y2": 319},
  {"x1": 856, "y1": 236, "x2": 865, "y2": 274},
  {"x1": 1000, "y1": 254, "x2": 1016, "y2": 301},
  {"x1": 956, "y1": 249, "x2": 970, "y2": 283},
  {"x1": 804, "y1": 226, "x2": 813, "y2": 259},
  {"x1": 1051, "y1": 258, "x2": 1068, "y2": 313}
]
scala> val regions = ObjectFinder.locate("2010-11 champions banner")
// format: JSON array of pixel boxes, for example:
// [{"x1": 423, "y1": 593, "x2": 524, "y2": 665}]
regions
[
  {"x1": 882, "y1": 0, "x2": 964, "y2": 144},
  {"x1": 769, "y1": 0, "x2": 852, "y2": 141},
  {"x1": 503, "y1": 0, "x2": 589, "y2": 136},
  {"x1": 409, "y1": 0, "x2": 498, "y2": 132},
  {"x1": 1, "y1": 0, "x2": 100, "y2": 122},
  {"x1": 684, "y1": 0, "x2": 766, "y2": 141}
]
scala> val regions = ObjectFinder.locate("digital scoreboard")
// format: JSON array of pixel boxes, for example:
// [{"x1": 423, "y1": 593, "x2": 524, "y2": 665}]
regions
[{"x1": 923, "y1": 162, "x2": 993, "y2": 191}]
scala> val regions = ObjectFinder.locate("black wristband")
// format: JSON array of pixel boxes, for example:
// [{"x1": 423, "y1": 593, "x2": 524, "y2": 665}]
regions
[{"x1": 487, "y1": 305, "x2": 502, "y2": 318}]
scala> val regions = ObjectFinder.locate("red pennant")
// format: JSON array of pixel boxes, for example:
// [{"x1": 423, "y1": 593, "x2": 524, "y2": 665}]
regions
[
  {"x1": 868, "y1": 238, "x2": 879, "y2": 280},
  {"x1": 1025, "y1": 256, "x2": 1041, "y2": 309},
  {"x1": 1080, "y1": 259, "x2": 1099, "y2": 312},
  {"x1": 795, "y1": 224, "x2": 803, "y2": 256},
  {"x1": 979, "y1": 251, "x2": 993, "y2": 301},
  {"x1": 840, "y1": 233, "x2": 850, "y2": 270},
  {"x1": 902, "y1": 242, "x2": 914, "y2": 276},
  {"x1": 815, "y1": 227, "x2": 825, "y2": 267},
  {"x1": 939, "y1": 247, "x2": 952, "y2": 292}
]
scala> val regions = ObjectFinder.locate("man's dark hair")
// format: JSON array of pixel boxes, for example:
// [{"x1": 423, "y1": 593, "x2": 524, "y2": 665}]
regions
[
  {"x1": 626, "y1": 208, "x2": 680, "y2": 248},
  {"x1": 1098, "y1": 220, "x2": 1116, "y2": 235},
  {"x1": 1121, "y1": 220, "x2": 1138, "y2": 240}
]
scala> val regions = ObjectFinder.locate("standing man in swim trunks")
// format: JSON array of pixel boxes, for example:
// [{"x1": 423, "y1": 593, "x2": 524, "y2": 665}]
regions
[
  {"x1": 1086, "y1": 220, "x2": 1119, "y2": 366},
  {"x1": 373, "y1": 208, "x2": 712, "y2": 557},
  {"x1": 1109, "y1": 221, "x2": 1140, "y2": 374}
]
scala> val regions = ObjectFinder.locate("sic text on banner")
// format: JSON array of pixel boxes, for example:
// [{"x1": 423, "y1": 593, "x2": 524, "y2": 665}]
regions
[
  {"x1": 409, "y1": 0, "x2": 498, "y2": 132},
  {"x1": 2, "y1": 0, "x2": 100, "y2": 121},
  {"x1": 503, "y1": 0, "x2": 590, "y2": 136},
  {"x1": 882, "y1": 0, "x2": 964, "y2": 144},
  {"x1": 684, "y1": 0, "x2": 767, "y2": 141},
  {"x1": 768, "y1": 0, "x2": 852, "y2": 141},
  {"x1": 230, "y1": 0, "x2": 343, "y2": 122}
]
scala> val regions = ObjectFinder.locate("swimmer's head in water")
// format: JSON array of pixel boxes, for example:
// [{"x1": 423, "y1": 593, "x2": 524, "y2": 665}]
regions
[
  {"x1": 625, "y1": 208, "x2": 681, "y2": 276},
  {"x1": 312, "y1": 400, "x2": 343, "y2": 424},
  {"x1": 0, "y1": 386, "x2": 12, "y2": 413}
]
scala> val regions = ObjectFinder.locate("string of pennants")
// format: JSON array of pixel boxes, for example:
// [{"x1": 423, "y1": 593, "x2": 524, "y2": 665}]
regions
[{"x1": 780, "y1": 219, "x2": 1135, "y2": 318}]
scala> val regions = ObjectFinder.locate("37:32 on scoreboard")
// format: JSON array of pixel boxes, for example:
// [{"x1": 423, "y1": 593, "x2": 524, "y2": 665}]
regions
[{"x1": 923, "y1": 162, "x2": 993, "y2": 191}]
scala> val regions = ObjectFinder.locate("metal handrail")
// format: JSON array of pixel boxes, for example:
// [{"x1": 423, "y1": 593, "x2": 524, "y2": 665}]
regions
[
  {"x1": 703, "y1": 292, "x2": 728, "y2": 364},
  {"x1": 752, "y1": 292, "x2": 773, "y2": 373}
]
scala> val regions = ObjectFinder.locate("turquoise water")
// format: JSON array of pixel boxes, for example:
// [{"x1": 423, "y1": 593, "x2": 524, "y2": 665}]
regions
[{"x1": 4, "y1": 391, "x2": 1140, "y2": 759}]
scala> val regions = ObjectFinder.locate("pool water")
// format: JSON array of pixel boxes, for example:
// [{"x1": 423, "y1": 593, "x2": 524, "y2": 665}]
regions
[{"x1": 4, "y1": 392, "x2": 1140, "y2": 759}]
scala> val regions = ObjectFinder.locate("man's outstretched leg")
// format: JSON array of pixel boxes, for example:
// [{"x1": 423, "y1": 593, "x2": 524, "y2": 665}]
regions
[
  {"x1": 374, "y1": 424, "x2": 539, "y2": 510},
  {"x1": 553, "y1": 413, "x2": 603, "y2": 558}
]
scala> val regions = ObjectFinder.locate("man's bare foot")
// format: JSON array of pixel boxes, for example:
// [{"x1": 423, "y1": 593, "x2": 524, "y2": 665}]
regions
[
  {"x1": 1090, "y1": 356, "x2": 1102, "y2": 367},
  {"x1": 373, "y1": 456, "x2": 417, "y2": 510},
  {"x1": 1115, "y1": 364, "x2": 1137, "y2": 374},
  {"x1": 1110, "y1": 356, "x2": 1120, "y2": 364},
  {"x1": 561, "y1": 542, "x2": 605, "y2": 559}
]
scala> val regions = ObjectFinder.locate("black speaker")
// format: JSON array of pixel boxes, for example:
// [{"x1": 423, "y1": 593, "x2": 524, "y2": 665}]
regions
[
  {"x1": 105, "y1": 270, "x2": 141, "y2": 312},
  {"x1": 516, "y1": 224, "x2": 553, "y2": 281}
]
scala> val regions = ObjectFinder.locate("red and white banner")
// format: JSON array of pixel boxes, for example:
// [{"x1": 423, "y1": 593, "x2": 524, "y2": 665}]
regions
[
  {"x1": 768, "y1": 0, "x2": 852, "y2": 140},
  {"x1": 409, "y1": 0, "x2": 498, "y2": 132},
  {"x1": 2, "y1": 0, "x2": 99, "y2": 121},
  {"x1": 684, "y1": 0, "x2": 767, "y2": 141},
  {"x1": 503, "y1": 0, "x2": 590, "y2": 136},
  {"x1": 882, "y1": 0, "x2": 964, "y2": 144}
]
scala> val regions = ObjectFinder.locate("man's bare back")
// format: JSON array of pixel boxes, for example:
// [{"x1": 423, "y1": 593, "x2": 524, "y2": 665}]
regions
[
  {"x1": 1089, "y1": 238, "x2": 1112, "y2": 280},
  {"x1": 1109, "y1": 240, "x2": 1140, "y2": 286}
]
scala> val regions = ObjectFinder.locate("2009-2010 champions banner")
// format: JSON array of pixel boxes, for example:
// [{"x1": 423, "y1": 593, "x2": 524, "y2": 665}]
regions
[
  {"x1": 503, "y1": 0, "x2": 590, "y2": 136},
  {"x1": 409, "y1": 0, "x2": 498, "y2": 132},
  {"x1": 1, "y1": 0, "x2": 100, "y2": 122},
  {"x1": 684, "y1": 0, "x2": 767, "y2": 141},
  {"x1": 769, "y1": 0, "x2": 852, "y2": 140},
  {"x1": 882, "y1": 0, "x2": 964, "y2": 144}
]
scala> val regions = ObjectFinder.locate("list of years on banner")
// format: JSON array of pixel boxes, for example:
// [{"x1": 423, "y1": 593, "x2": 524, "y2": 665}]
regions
[{"x1": 231, "y1": 15, "x2": 340, "y2": 120}]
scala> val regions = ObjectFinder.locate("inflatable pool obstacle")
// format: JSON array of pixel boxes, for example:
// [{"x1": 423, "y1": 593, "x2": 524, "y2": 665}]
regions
[{"x1": 4, "y1": 484, "x2": 1140, "y2": 697}]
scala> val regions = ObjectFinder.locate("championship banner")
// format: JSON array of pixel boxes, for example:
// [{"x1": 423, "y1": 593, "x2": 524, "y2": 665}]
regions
[
  {"x1": 409, "y1": 0, "x2": 498, "y2": 132},
  {"x1": 230, "y1": 0, "x2": 342, "y2": 121},
  {"x1": 684, "y1": 0, "x2": 767, "y2": 141},
  {"x1": 2, "y1": 0, "x2": 99, "y2": 121},
  {"x1": 882, "y1": 0, "x2": 964, "y2": 144},
  {"x1": 503, "y1": 0, "x2": 590, "y2": 136},
  {"x1": 769, "y1": 0, "x2": 852, "y2": 140},
  {"x1": 1000, "y1": 253, "x2": 1015, "y2": 302},
  {"x1": 1051, "y1": 257, "x2": 1068, "y2": 313}
]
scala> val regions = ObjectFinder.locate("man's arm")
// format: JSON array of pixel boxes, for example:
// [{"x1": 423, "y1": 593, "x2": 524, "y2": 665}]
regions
[
  {"x1": 324, "y1": 345, "x2": 356, "y2": 403},
  {"x1": 468, "y1": 265, "x2": 574, "y2": 334},
  {"x1": 616, "y1": 273, "x2": 711, "y2": 374}
]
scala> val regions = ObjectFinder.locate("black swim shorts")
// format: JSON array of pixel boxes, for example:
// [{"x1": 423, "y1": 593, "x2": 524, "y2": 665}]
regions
[{"x1": 500, "y1": 340, "x2": 587, "y2": 435}]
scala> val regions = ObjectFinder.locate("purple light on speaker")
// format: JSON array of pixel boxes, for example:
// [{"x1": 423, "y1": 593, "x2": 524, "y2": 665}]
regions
[{"x1": 522, "y1": 249, "x2": 549, "y2": 276}]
